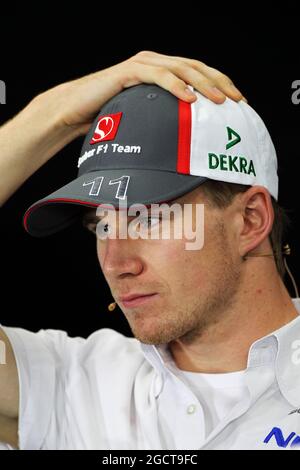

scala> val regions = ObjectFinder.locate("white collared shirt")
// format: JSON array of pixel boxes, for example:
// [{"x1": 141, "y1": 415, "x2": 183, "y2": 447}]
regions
[
  {"x1": 1, "y1": 299, "x2": 300, "y2": 450},
  {"x1": 177, "y1": 368, "x2": 248, "y2": 438}
]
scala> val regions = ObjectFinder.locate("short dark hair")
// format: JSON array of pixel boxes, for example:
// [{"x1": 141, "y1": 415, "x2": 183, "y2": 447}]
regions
[{"x1": 200, "y1": 180, "x2": 293, "y2": 279}]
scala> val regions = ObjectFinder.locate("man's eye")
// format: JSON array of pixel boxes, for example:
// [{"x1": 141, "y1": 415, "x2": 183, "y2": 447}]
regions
[
  {"x1": 87, "y1": 216, "x2": 162, "y2": 237},
  {"x1": 101, "y1": 223, "x2": 110, "y2": 233},
  {"x1": 96, "y1": 222, "x2": 112, "y2": 239},
  {"x1": 140, "y1": 216, "x2": 161, "y2": 229}
]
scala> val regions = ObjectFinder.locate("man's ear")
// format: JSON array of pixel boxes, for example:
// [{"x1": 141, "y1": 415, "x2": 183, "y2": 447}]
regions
[{"x1": 238, "y1": 186, "x2": 274, "y2": 257}]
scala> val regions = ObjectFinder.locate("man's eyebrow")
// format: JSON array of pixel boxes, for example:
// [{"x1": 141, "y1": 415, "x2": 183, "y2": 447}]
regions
[{"x1": 82, "y1": 210, "x2": 100, "y2": 224}]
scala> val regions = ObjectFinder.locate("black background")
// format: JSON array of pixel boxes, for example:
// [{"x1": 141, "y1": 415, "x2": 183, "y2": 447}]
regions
[{"x1": 0, "y1": 15, "x2": 299, "y2": 339}]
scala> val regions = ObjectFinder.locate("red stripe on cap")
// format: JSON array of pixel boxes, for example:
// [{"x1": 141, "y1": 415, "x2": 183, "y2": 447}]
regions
[
  {"x1": 177, "y1": 100, "x2": 192, "y2": 174},
  {"x1": 23, "y1": 198, "x2": 100, "y2": 233},
  {"x1": 23, "y1": 196, "x2": 185, "y2": 234}
]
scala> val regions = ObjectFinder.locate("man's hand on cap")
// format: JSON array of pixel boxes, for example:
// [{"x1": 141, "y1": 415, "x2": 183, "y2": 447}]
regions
[
  {"x1": 123, "y1": 51, "x2": 246, "y2": 104},
  {"x1": 36, "y1": 51, "x2": 247, "y2": 139}
]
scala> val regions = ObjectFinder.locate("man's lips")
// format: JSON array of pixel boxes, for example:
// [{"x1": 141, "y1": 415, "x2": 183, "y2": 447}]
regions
[
  {"x1": 119, "y1": 293, "x2": 158, "y2": 308},
  {"x1": 119, "y1": 293, "x2": 156, "y2": 302}
]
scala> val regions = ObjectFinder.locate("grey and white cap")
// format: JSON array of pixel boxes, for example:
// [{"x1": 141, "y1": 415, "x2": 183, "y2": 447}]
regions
[{"x1": 23, "y1": 84, "x2": 278, "y2": 237}]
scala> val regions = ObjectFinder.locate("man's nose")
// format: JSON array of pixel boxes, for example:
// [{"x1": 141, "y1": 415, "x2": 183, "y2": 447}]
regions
[{"x1": 100, "y1": 237, "x2": 144, "y2": 278}]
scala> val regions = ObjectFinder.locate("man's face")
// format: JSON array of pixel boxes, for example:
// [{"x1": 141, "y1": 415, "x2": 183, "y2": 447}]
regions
[{"x1": 89, "y1": 186, "x2": 243, "y2": 345}]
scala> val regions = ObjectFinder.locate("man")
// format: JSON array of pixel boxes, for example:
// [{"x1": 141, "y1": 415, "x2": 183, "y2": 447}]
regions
[{"x1": 0, "y1": 51, "x2": 299, "y2": 451}]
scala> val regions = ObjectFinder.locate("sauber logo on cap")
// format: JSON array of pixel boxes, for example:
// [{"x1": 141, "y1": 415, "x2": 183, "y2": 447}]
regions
[{"x1": 90, "y1": 112, "x2": 123, "y2": 144}]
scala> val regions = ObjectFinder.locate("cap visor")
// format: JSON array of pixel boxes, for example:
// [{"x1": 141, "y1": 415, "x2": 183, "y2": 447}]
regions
[{"x1": 23, "y1": 169, "x2": 207, "y2": 237}]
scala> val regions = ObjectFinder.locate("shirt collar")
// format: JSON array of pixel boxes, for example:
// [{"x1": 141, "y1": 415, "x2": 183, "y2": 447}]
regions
[
  {"x1": 273, "y1": 299, "x2": 300, "y2": 407},
  {"x1": 139, "y1": 298, "x2": 300, "y2": 405}
]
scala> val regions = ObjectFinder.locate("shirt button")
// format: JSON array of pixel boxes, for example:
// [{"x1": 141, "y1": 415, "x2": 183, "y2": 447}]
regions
[{"x1": 186, "y1": 404, "x2": 196, "y2": 414}]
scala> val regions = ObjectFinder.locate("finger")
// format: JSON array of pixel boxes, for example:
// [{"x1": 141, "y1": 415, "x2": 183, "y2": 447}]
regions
[
  {"x1": 122, "y1": 63, "x2": 198, "y2": 102},
  {"x1": 199, "y1": 65, "x2": 246, "y2": 102},
  {"x1": 159, "y1": 60, "x2": 229, "y2": 103},
  {"x1": 131, "y1": 58, "x2": 227, "y2": 103},
  {"x1": 158, "y1": 57, "x2": 245, "y2": 103},
  {"x1": 132, "y1": 52, "x2": 246, "y2": 102}
]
